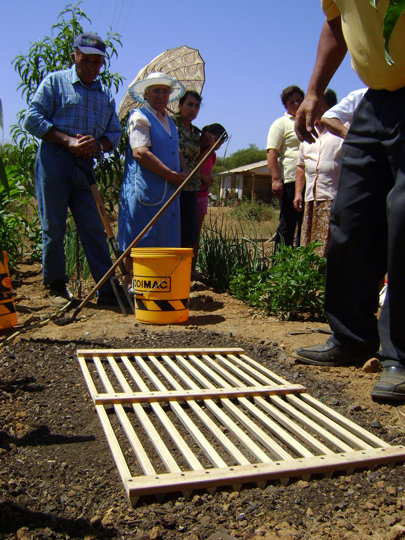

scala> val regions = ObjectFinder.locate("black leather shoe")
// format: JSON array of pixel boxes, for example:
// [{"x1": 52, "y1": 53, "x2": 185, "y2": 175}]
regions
[
  {"x1": 293, "y1": 340, "x2": 377, "y2": 367},
  {"x1": 370, "y1": 366, "x2": 405, "y2": 401}
]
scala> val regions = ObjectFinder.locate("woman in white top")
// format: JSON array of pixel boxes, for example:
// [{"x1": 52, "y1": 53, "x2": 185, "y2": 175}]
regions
[{"x1": 293, "y1": 89, "x2": 341, "y2": 257}]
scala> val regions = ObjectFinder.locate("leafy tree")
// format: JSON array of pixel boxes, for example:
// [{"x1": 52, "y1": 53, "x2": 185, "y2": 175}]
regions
[
  {"x1": 11, "y1": 3, "x2": 125, "y2": 206},
  {"x1": 213, "y1": 143, "x2": 267, "y2": 175}
]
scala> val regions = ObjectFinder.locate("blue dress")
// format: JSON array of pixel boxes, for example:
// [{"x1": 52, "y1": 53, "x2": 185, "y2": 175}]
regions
[{"x1": 117, "y1": 107, "x2": 181, "y2": 249}]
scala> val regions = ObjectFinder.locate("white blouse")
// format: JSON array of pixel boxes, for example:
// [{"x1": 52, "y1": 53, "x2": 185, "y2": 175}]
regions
[
  {"x1": 128, "y1": 103, "x2": 172, "y2": 149},
  {"x1": 297, "y1": 126, "x2": 345, "y2": 202}
]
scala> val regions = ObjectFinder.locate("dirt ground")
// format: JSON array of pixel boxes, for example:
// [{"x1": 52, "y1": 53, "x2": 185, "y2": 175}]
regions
[{"x1": 1, "y1": 261, "x2": 405, "y2": 540}]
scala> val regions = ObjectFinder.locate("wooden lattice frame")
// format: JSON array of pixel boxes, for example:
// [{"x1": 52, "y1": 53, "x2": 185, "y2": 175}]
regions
[{"x1": 77, "y1": 347, "x2": 405, "y2": 506}]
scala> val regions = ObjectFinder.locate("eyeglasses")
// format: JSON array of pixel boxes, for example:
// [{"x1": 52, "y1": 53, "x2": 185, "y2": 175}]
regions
[{"x1": 149, "y1": 88, "x2": 171, "y2": 97}]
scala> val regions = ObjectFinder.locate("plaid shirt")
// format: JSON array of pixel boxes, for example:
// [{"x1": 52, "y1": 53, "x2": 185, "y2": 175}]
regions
[{"x1": 24, "y1": 66, "x2": 122, "y2": 149}]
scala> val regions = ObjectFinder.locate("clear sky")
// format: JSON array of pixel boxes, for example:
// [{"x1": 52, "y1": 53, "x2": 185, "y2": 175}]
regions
[{"x1": 1, "y1": 0, "x2": 363, "y2": 157}]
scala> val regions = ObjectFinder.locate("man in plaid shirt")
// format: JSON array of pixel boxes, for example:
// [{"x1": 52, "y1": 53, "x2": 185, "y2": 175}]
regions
[{"x1": 24, "y1": 32, "x2": 124, "y2": 307}]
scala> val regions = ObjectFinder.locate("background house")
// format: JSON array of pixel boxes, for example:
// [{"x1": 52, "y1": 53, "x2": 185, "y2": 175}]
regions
[{"x1": 218, "y1": 161, "x2": 272, "y2": 202}]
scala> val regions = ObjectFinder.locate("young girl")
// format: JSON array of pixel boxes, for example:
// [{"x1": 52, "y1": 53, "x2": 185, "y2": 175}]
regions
[{"x1": 193, "y1": 123, "x2": 228, "y2": 280}]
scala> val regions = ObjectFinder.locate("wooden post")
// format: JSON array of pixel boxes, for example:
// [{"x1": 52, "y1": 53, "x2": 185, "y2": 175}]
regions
[{"x1": 251, "y1": 173, "x2": 256, "y2": 203}]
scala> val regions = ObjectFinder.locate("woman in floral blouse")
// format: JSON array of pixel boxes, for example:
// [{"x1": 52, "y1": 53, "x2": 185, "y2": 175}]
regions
[{"x1": 172, "y1": 91, "x2": 202, "y2": 267}]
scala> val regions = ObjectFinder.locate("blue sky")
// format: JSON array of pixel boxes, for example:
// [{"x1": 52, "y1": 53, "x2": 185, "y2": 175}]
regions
[{"x1": 1, "y1": 0, "x2": 363, "y2": 156}]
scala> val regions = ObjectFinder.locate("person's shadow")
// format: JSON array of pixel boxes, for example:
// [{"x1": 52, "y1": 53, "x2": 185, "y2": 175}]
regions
[{"x1": 0, "y1": 502, "x2": 116, "y2": 537}]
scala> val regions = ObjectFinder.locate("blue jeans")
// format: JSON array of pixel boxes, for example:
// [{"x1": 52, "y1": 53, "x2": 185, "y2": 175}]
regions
[{"x1": 35, "y1": 141, "x2": 113, "y2": 295}]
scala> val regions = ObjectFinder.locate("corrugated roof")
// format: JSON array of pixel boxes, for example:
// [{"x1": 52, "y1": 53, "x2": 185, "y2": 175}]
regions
[{"x1": 218, "y1": 160, "x2": 270, "y2": 175}]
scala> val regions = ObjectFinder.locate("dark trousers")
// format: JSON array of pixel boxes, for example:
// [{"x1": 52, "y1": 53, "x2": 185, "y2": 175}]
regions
[
  {"x1": 274, "y1": 181, "x2": 302, "y2": 251},
  {"x1": 180, "y1": 191, "x2": 199, "y2": 247},
  {"x1": 326, "y1": 87, "x2": 405, "y2": 367}
]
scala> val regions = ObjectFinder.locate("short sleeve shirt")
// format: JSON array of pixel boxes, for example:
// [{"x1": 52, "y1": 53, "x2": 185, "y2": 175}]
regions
[{"x1": 266, "y1": 113, "x2": 300, "y2": 184}]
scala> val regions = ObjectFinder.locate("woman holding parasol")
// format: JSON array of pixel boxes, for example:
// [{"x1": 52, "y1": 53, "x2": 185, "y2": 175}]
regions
[{"x1": 117, "y1": 72, "x2": 187, "y2": 285}]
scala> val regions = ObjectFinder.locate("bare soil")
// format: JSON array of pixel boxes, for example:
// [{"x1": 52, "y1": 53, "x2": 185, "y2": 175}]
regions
[{"x1": 1, "y1": 261, "x2": 405, "y2": 540}]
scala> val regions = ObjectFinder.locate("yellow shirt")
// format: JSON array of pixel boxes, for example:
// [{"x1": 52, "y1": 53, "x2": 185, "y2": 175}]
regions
[
  {"x1": 266, "y1": 113, "x2": 300, "y2": 184},
  {"x1": 322, "y1": 0, "x2": 405, "y2": 91}
]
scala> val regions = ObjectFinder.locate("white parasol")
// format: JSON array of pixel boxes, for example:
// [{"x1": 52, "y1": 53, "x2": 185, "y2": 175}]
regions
[{"x1": 118, "y1": 45, "x2": 205, "y2": 120}]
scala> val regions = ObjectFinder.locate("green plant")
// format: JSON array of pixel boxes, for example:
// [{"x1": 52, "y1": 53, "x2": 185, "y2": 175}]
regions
[
  {"x1": 0, "y1": 171, "x2": 28, "y2": 268},
  {"x1": 197, "y1": 214, "x2": 270, "y2": 291},
  {"x1": 65, "y1": 218, "x2": 91, "y2": 290},
  {"x1": 0, "y1": 150, "x2": 42, "y2": 269},
  {"x1": 371, "y1": 0, "x2": 405, "y2": 64},
  {"x1": 230, "y1": 241, "x2": 326, "y2": 321}
]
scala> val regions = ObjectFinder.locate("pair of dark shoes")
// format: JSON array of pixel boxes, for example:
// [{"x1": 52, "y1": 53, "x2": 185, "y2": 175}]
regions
[
  {"x1": 294, "y1": 340, "x2": 405, "y2": 401},
  {"x1": 97, "y1": 284, "x2": 132, "y2": 308}
]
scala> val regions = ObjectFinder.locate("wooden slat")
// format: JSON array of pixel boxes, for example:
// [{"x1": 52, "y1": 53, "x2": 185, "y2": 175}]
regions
[
  {"x1": 93, "y1": 383, "x2": 306, "y2": 404},
  {"x1": 195, "y1": 355, "x2": 317, "y2": 459},
  {"x1": 120, "y1": 356, "x2": 203, "y2": 472},
  {"x1": 77, "y1": 356, "x2": 136, "y2": 489},
  {"x1": 166, "y1": 354, "x2": 273, "y2": 464},
  {"x1": 238, "y1": 353, "x2": 389, "y2": 448},
  {"x1": 214, "y1": 354, "x2": 355, "y2": 453},
  {"x1": 134, "y1": 355, "x2": 228, "y2": 469},
  {"x1": 125, "y1": 445, "x2": 405, "y2": 497},
  {"x1": 216, "y1": 357, "x2": 333, "y2": 455},
  {"x1": 229, "y1": 353, "x2": 374, "y2": 451},
  {"x1": 77, "y1": 347, "x2": 245, "y2": 358},
  {"x1": 155, "y1": 355, "x2": 251, "y2": 466},
  {"x1": 179, "y1": 354, "x2": 294, "y2": 461},
  {"x1": 93, "y1": 356, "x2": 176, "y2": 474}
]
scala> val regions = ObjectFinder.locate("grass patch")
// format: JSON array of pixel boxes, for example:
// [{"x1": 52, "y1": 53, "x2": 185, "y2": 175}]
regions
[{"x1": 197, "y1": 213, "x2": 271, "y2": 291}]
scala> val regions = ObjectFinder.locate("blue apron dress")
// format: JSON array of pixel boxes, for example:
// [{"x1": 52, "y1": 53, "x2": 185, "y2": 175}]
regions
[{"x1": 117, "y1": 107, "x2": 181, "y2": 249}]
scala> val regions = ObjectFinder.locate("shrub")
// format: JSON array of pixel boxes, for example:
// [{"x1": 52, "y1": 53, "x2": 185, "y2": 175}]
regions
[
  {"x1": 230, "y1": 241, "x2": 326, "y2": 321},
  {"x1": 228, "y1": 200, "x2": 276, "y2": 222}
]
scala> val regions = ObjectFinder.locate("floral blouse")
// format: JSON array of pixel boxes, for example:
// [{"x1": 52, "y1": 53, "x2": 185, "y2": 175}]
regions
[{"x1": 172, "y1": 114, "x2": 201, "y2": 191}]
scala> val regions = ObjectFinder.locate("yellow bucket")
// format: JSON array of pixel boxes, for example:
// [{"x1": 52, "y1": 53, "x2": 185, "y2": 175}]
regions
[
  {"x1": 0, "y1": 252, "x2": 18, "y2": 331},
  {"x1": 131, "y1": 248, "x2": 193, "y2": 325}
]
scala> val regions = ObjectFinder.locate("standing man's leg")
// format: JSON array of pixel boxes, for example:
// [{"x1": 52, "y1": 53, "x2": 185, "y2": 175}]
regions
[
  {"x1": 36, "y1": 143, "x2": 75, "y2": 306},
  {"x1": 69, "y1": 162, "x2": 115, "y2": 297},
  {"x1": 371, "y1": 88, "x2": 405, "y2": 399},
  {"x1": 295, "y1": 92, "x2": 392, "y2": 365},
  {"x1": 274, "y1": 182, "x2": 299, "y2": 250},
  {"x1": 180, "y1": 191, "x2": 199, "y2": 249}
]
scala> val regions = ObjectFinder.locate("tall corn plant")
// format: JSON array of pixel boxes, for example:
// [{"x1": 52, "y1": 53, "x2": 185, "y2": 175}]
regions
[
  {"x1": 197, "y1": 214, "x2": 270, "y2": 291},
  {"x1": 65, "y1": 218, "x2": 91, "y2": 293},
  {"x1": 0, "y1": 150, "x2": 41, "y2": 270}
]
